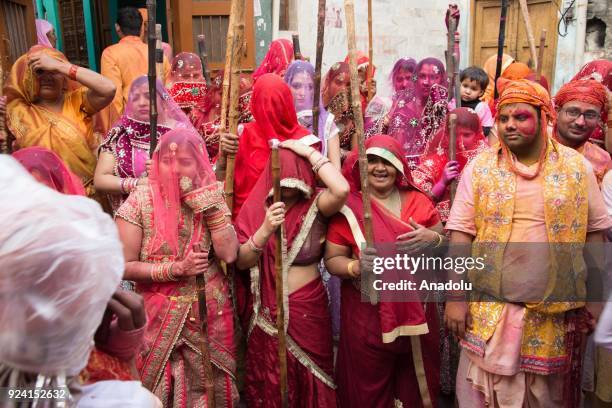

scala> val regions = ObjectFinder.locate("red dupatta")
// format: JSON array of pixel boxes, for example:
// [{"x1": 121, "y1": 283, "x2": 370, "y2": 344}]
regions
[
  {"x1": 340, "y1": 135, "x2": 438, "y2": 343},
  {"x1": 232, "y1": 74, "x2": 311, "y2": 218}
]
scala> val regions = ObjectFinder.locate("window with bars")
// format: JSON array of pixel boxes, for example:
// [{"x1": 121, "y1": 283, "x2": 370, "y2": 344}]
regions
[
  {"x1": 192, "y1": 15, "x2": 229, "y2": 65},
  {"x1": 58, "y1": 0, "x2": 89, "y2": 68}
]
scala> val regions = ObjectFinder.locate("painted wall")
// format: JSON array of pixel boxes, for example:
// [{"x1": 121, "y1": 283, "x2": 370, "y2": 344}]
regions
[{"x1": 274, "y1": 0, "x2": 471, "y2": 97}]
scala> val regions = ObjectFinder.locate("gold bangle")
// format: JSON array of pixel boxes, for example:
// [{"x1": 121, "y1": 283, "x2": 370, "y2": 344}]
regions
[
  {"x1": 347, "y1": 260, "x2": 358, "y2": 277},
  {"x1": 433, "y1": 232, "x2": 444, "y2": 248}
]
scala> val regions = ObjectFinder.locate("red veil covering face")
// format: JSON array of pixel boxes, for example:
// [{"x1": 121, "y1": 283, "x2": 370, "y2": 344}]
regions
[
  {"x1": 235, "y1": 148, "x2": 336, "y2": 406},
  {"x1": 322, "y1": 62, "x2": 354, "y2": 151},
  {"x1": 343, "y1": 51, "x2": 376, "y2": 112},
  {"x1": 331, "y1": 134, "x2": 440, "y2": 406},
  {"x1": 148, "y1": 129, "x2": 218, "y2": 257},
  {"x1": 232, "y1": 73, "x2": 311, "y2": 218},
  {"x1": 412, "y1": 108, "x2": 489, "y2": 221},
  {"x1": 13, "y1": 146, "x2": 86, "y2": 196},
  {"x1": 167, "y1": 52, "x2": 207, "y2": 114},
  {"x1": 252, "y1": 38, "x2": 294, "y2": 82}
]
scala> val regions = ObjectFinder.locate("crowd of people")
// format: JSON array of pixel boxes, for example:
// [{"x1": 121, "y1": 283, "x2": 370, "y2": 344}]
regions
[{"x1": 0, "y1": 5, "x2": 611, "y2": 408}]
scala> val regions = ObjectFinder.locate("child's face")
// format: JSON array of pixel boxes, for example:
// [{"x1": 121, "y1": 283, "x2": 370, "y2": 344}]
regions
[{"x1": 460, "y1": 78, "x2": 484, "y2": 102}]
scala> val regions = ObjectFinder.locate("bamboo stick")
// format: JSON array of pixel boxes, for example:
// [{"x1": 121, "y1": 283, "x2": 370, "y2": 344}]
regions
[
  {"x1": 312, "y1": 0, "x2": 326, "y2": 138},
  {"x1": 518, "y1": 0, "x2": 538, "y2": 70},
  {"x1": 194, "y1": 244, "x2": 216, "y2": 408},
  {"x1": 224, "y1": 0, "x2": 246, "y2": 211},
  {"x1": 448, "y1": 114, "x2": 457, "y2": 202},
  {"x1": 345, "y1": 0, "x2": 377, "y2": 305},
  {"x1": 536, "y1": 29, "x2": 547, "y2": 81},
  {"x1": 367, "y1": 0, "x2": 373, "y2": 103},
  {"x1": 269, "y1": 139, "x2": 289, "y2": 407},
  {"x1": 446, "y1": 6, "x2": 460, "y2": 104},
  {"x1": 146, "y1": 0, "x2": 158, "y2": 157},
  {"x1": 493, "y1": 0, "x2": 509, "y2": 100},
  {"x1": 155, "y1": 24, "x2": 163, "y2": 80},
  {"x1": 219, "y1": 0, "x2": 240, "y2": 137}
]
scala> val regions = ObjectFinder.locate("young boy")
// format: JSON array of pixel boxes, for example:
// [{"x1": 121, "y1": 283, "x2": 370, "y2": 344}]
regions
[{"x1": 452, "y1": 66, "x2": 494, "y2": 136}]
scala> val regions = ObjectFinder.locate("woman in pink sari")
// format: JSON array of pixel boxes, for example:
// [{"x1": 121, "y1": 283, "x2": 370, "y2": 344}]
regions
[
  {"x1": 412, "y1": 107, "x2": 489, "y2": 222},
  {"x1": 235, "y1": 139, "x2": 349, "y2": 407},
  {"x1": 13, "y1": 146, "x2": 86, "y2": 195},
  {"x1": 167, "y1": 52, "x2": 208, "y2": 116},
  {"x1": 386, "y1": 57, "x2": 449, "y2": 168},
  {"x1": 325, "y1": 135, "x2": 443, "y2": 407},
  {"x1": 36, "y1": 19, "x2": 57, "y2": 48},
  {"x1": 95, "y1": 75, "x2": 192, "y2": 213},
  {"x1": 115, "y1": 129, "x2": 240, "y2": 407}
]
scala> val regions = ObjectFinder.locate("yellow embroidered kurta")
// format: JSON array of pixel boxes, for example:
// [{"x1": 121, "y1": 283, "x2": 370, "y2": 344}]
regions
[{"x1": 446, "y1": 139, "x2": 611, "y2": 374}]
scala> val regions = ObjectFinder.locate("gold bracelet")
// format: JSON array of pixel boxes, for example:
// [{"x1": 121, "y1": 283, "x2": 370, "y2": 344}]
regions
[
  {"x1": 347, "y1": 260, "x2": 358, "y2": 277},
  {"x1": 247, "y1": 236, "x2": 264, "y2": 253},
  {"x1": 433, "y1": 232, "x2": 444, "y2": 248}
]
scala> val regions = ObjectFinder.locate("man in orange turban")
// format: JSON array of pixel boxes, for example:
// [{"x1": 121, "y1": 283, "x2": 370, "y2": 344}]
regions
[
  {"x1": 446, "y1": 78, "x2": 611, "y2": 407},
  {"x1": 554, "y1": 79, "x2": 610, "y2": 185}
]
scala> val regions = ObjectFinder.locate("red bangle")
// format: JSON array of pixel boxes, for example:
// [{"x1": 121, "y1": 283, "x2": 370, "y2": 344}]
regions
[{"x1": 68, "y1": 64, "x2": 78, "y2": 81}]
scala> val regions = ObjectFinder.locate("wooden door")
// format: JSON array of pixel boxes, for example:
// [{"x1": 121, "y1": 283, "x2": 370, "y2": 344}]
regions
[
  {"x1": 0, "y1": 0, "x2": 37, "y2": 73},
  {"x1": 471, "y1": 0, "x2": 558, "y2": 84},
  {"x1": 58, "y1": 0, "x2": 90, "y2": 68},
  {"x1": 169, "y1": 0, "x2": 255, "y2": 71}
]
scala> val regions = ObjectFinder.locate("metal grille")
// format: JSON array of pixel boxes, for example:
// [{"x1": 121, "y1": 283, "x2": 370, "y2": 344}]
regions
[
  {"x1": 59, "y1": 0, "x2": 89, "y2": 68},
  {"x1": 192, "y1": 15, "x2": 229, "y2": 64},
  {"x1": 1, "y1": 0, "x2": 29, "y2": 65}
]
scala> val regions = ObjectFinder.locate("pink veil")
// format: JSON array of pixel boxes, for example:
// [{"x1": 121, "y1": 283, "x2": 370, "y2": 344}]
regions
[
  {"x1": 35, "y1": 19, "x2": 53, "y2": 48},
  {"x1": 13, "y1": 146, "x2": 86, "y2": 196},
  {"x1": 148, "y1": 129, "x2": 218, "y2": 257},
  {"x1": 168, "y1": 52, "x2": 205, "y2": 86}
]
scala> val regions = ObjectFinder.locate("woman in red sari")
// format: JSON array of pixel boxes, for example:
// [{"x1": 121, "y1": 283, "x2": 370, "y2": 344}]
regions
[
  {"x1": 115, "y1": 129, "x2": 240, "y2": 407},
  {"x1": 412, "y1": 107, "x2": 489, "y2": 222},
  {"x1": 322, "y1": 62, "x2": 355, "y2": 156},
  {"x1": 325, "y1": 135, "x2": 444, "y2": 407},
  {"x1": 221, "y1": 73, "x2": 315, "y2": 219},
  {"x1": 235, "y1": 139, "x2": 349, "y2": 407},
  {"x1": 167, "y1": 52, "x2": 208, "y2": 116},
  {"x1": 13, "y1": 146, "x2": 86, "y2": 195},
  {"x1": 252, "y1": 39, "x2": 294, "y2": 82}
]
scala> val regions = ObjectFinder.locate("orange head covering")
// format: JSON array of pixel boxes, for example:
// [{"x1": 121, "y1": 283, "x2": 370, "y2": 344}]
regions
[
  {"x1": 496, "y1": 78, "x2": 555, "y2": 179},
  {"x1": 482, "y1": 53, "x2": 515, "y2": 103},
  {"x1": 554, "y1": 79, "x2": 608, "y2": 121},
  {"x1": 502, "y1": 62, "x2": 532, "y2": 80}
]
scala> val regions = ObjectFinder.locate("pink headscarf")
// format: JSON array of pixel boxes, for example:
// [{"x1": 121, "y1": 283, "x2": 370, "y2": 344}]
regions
[{"x1": 35, "y1": 19, "x2": 54, "y2": 48}]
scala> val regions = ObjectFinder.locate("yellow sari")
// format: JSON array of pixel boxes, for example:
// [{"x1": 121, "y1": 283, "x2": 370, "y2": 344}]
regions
[{"x1": 5, "y1": 46, "x2": 101, "y2": 195}]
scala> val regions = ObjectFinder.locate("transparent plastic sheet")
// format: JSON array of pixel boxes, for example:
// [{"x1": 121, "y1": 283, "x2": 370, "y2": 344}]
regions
[{"x1": 0, "y1": 156, "x2": 124, "y2": 377}]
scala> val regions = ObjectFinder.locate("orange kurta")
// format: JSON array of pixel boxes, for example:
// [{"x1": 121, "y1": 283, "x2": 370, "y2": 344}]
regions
[{"x1": 100, "y1": 36, "x2": 170, "y2": 132}]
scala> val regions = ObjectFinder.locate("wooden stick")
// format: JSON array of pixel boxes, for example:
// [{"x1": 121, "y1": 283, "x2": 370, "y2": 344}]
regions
[
  {"x1": 446, "y1": 6, "x2": 460, "y2": 104},
  {"x1": 493, "y1": 0, "x2": 509, "y2": 100},
  {"x1": 345, "y1": 0, "x2": 377, "y2": 305},
  {"x1": 312, "y1": 0, "x2": 327, "y2": 138},
  {"x1": 367, "y1": 0, "x2": 374, "y2": 103},
  {"x1": 147, "y1": 0, "x2": 158, "y2": 157},
  {"x1": 269, "y1": 138, "x2": 289, "y2": 407},
  {"x1": 518, "y1": 0, "x2": 538, "y2": 70},
  {"x1": 0, "y1": 63, "x2": 9, "y2": 154},
  {"x1": 448, "y1": 114, "x2": 457, "y2": 202},
  {"x1": 536, "y1": 29, "x2": 547, "y2": 81},
  {"x1": 197, "y1": 34, "x2": 212, "y2": 86},
  {"x1": 292, "y1": 34, "x2": 302, "y2": 61},
  {"x1": 194, "y1": 244, "x2": 216, "y2": 408},
  {"x1": 155, "y1": 24, "x2": 163, "y2": 80},
  {"x1": 224, "y1": 0, "x2": 246, "y2": 211},
  {"x1": 219, "y1": 0, "x2": 240, "y2": 137}
]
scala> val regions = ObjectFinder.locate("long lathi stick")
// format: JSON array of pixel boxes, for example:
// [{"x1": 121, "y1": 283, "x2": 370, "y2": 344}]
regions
[
  {"x1": 312, "y1": 0, "x2": 326, "y2": 137},
  {"x1": 493, "y1": 0, "x2": 509, "y2": 100},
  {"x1": 536, "y1": 29, "x2": 547, "y2": 81},
  {"x1": 269, "y1": 139, "x2": 288, "y2": 407},
  {"x1": 448, "y1": 114, "x2": 457, "y2": 202},
  {"x1": 147, "y1": 0, "x2": 158, "y2": 156},
  {"x1": 345, "y1": 0, "x2": 377, "y2": 305}
]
